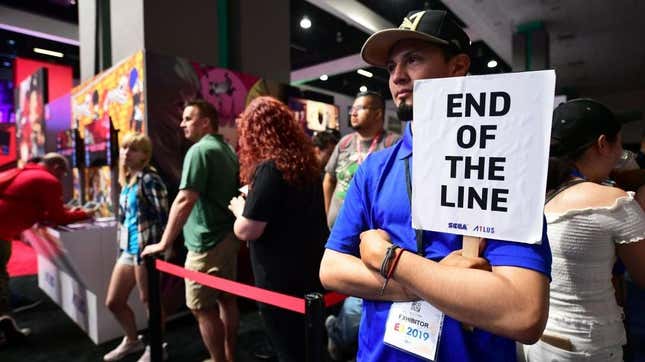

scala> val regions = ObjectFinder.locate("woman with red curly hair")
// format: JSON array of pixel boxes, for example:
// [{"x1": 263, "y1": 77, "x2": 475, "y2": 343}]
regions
[{"x1": 229, "y1": 96, "x2": 328, "y2": 362}]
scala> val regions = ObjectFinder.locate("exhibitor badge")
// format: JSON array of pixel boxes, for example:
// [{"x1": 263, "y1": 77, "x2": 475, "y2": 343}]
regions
[{"x1": 383, "y1": 301, "x2": 444, "y2": 360}]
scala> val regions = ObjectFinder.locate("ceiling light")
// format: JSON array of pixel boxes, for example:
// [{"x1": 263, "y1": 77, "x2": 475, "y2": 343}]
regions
[
  {"x1": 319, "y1": 74, "x2": 328, "y2": 81},
  {"x1": 357, "y1": 69, "x2": 373, "y2": 78},
  {"x1": 487, "y1": 60, "x2": 498, "y2": 68},
  {"x1": 359, "y1": 85, "x2": 367, "y2": 92},
  {"x1": 33, "y1": 47, "x2": 64, "y2": 58},
  {"x1": 300, "y1": 16, "x2": 312, "y2": 29}
]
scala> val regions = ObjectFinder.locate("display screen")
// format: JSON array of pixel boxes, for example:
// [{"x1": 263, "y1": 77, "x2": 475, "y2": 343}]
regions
[
  {"x1": 84, "y1": 166, "x2": 113, "y2": 217},
  {"x1": 56, "y1": 129, "x2": 82, "y2": 168},
  {"x1": 83, "y1": 116, "x2": 112, "y2": 167}
]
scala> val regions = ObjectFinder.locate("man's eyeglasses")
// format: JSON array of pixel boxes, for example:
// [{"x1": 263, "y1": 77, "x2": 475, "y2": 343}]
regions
[{"x1": 350, "y1": 105, "x2": 380, "y2": 113}]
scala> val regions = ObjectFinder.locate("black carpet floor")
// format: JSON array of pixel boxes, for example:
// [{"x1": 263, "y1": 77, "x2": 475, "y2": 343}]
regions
[{"x1": 0, "y1": 275, "x2": 323, "y2": 362}]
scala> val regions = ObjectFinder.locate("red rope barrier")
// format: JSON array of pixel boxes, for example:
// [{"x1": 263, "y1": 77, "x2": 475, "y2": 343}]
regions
[
  {"x1": 323, "y1": 292, "x2": 347, "y2": 307},
  {"x1": 156, "y1": 259, "x2": 306, "y2": 314}
]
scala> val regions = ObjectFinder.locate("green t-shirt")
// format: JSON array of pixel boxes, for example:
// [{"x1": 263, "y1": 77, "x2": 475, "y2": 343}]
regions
[{"x1": 180, "y1": 134, "x2": 239, "y2": 252}]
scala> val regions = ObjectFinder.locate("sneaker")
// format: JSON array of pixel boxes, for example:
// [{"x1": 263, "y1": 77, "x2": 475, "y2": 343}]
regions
[
  {"x1": 0, "y1": 316, "x2": 30, "y2": 343},
  {"x1": 253, "y1": 338, "x2": 276, "y2": 360},
  {"x1": 10, "y1": 294, "x2": 43, "y2": 314},
  {"x1": 103, "y1": 336, "x2": 145, "y2": 361},
  {"x1": 325, "y1": 315, "x2": 337, "y2": 332},
  {"x1": 137, "y1": 342, "x2": 168, "y2": 362},
  {"x1": 325, "y1": 315, "x2": 341, "y2": 361}
]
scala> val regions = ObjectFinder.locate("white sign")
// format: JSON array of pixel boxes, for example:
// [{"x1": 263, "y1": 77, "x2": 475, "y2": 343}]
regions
[{"x1": 411, "y1": 70, "x2": 555, "y2": 244}]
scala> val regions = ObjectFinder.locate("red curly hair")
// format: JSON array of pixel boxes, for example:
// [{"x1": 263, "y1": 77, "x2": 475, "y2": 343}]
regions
[{"x1": 238, "y1": 96, "x2": 319, "y2": 187}]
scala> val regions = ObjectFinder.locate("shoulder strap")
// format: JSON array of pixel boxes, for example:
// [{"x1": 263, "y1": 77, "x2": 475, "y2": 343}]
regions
[
  {"x1": 383, "y1": 132, "x2": 397, "y2": 147},
  {"x1": 338, "y1": 133, "x2": 354, "y2": 151},
  {"x1": 545, "y1": 179, "x2": 588, "y2": 205}
]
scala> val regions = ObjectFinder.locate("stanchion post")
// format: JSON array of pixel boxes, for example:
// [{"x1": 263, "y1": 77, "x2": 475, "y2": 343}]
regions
[
  {"x1": 145, "y1": 255, "x2": 163, "y2": 362},
  {"x1": 305, "y1": 292, "x2": 325, "y2": 362}
]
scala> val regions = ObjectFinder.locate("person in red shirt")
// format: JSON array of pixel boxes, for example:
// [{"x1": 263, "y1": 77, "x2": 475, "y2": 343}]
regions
[{"x1": 0, "y1": 153, "x2": 92, "y2": 345}]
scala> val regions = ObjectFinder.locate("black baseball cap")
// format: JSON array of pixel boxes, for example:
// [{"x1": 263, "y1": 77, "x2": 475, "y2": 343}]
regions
[
  {"x1": 361, "y1": 9, "x2": 470, "y2": 67},
  {"x1": 551, "y1": 98, "x2": 622, "y2": 157}
]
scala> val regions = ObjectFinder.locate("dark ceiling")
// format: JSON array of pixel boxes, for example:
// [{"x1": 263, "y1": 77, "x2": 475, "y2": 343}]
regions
[
  {"x1": 0, "y1": 0, "x2": 509, "y2": 102},
  {"x1": 290, "y1": 0, "x2": 509, "y2": 99},
  {"x1": 0, "y1": 0, "x2": 77, "y2": 24},
  {"x1": 290, "y1": 0, "x2": 368, "y2": 70}
]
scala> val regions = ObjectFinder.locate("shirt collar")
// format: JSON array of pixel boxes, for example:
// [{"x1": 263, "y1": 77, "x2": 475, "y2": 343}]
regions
[{"x1": 397, "y1": 121, "x2": 413, "y2": 160}]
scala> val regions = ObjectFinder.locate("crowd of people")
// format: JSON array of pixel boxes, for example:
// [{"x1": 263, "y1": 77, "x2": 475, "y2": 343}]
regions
[{"x1": 1, "y1": 7, "x2": 645, "y2": 362}]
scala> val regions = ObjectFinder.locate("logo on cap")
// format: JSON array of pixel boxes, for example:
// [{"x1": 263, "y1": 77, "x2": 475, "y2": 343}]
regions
[{"x1": 399, "y1": 11, "x2": 426, "y2": 31}]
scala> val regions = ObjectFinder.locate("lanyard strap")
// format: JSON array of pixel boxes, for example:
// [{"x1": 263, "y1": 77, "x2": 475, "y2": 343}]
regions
[
  {"x1": 404, "y1": 157, "x2": 425, "y2": 256},
  {"x1": 570, "y1": 168, "x2": 585, "y2": 179},
  {"x1": 356, "y1": 130, "x2": 383, "y2": 164}
]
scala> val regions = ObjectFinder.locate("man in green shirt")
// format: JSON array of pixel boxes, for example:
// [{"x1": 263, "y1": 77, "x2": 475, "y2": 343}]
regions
[{"x1": 142, "y1": 100, "x2": 239, "y2": 362}]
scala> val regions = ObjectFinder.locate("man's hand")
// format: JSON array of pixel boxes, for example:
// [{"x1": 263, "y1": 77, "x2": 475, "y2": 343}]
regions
[
  {"x1": 141, "y1": 243, "x2": 167, "y2": 258},
  {"x1": 439, "y1": 250, "x2": 491, "y2": 272},
  {"x1": 359, "y1": 229, "x2": 392, "y2": 270},
  {"x1": 228, "y1": 195, "x2": 246, "y2": 218}
]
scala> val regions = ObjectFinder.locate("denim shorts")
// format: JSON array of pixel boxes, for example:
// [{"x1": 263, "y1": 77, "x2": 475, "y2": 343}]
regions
[{"x1": 116, "y1": 251, "x2": 140, "y2": 266}]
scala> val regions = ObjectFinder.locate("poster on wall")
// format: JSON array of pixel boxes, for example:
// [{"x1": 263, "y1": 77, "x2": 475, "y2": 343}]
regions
[
  {"x1": 145, "y1": 52, "x2": 294, "y2": 191},
  {"x1": 14, "y1": 68, "x2": 48, "y2": 166},
  {"x1": 288, "y1": 97, "x2": 340, "y2": 134},
  {"x1": 71, "y1": 51, "x2": 145, "y2": 142}
]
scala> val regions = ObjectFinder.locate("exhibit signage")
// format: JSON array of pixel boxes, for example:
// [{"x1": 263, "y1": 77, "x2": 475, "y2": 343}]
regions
[{"x1": 411, "y1": 70, "x2": 555, "y2": 244}]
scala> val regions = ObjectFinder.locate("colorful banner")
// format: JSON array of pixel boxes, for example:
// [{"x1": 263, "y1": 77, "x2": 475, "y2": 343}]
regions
[
  {"x1": 15, "y1": 68, "x2": 48, "y2": 166},
  {"x1": 72, "y1": 51, "x2": 145, "y2": 142}
]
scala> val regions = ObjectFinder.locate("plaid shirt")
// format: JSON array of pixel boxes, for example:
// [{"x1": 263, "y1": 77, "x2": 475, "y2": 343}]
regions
[{"x1": 119, "y1": 167, "x2": 169, "y2": 259}]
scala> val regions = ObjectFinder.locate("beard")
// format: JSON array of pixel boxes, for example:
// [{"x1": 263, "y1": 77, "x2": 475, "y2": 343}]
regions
[{"x1": 396, "y1": 103, "x2": 413, "y2": 122}]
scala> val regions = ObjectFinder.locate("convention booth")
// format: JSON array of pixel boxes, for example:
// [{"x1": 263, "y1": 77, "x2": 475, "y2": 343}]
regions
[{"x1": 12, "y1": 50, "x2": 342, "y2": 344}]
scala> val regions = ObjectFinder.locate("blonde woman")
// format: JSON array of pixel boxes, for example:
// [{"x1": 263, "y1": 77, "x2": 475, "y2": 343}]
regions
[{"x1": 104, "y1": 133, "x2": 168, "y2": 362}]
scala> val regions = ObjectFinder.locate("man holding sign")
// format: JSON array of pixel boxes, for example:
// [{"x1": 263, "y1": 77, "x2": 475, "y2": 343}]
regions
[{"x1": 320, "y1": 9, "x2": 552, "y2": 362}]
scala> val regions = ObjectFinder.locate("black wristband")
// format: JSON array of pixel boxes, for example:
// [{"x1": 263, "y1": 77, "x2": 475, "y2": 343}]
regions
[{"x1": 379, "y1": 245, "x2": 399, "y2": 278}]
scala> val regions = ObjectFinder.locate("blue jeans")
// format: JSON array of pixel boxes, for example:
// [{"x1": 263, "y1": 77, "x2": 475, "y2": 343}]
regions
[{"x1": 327, "y1": 296, "x2": 362, "y2": 351}]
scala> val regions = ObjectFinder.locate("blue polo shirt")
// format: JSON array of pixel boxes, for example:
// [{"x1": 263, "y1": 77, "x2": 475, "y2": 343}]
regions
[{"x1": 326, "y1": 122, "x2": 551, "y2": 362}]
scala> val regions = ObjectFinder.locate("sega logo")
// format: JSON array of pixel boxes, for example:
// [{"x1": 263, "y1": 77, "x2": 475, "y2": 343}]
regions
[{"x1": 448, "y1": 222, "x2": 468, "y2": 230}]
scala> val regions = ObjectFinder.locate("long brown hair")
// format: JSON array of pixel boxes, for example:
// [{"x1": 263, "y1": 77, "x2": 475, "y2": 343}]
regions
[{"x1": 237, "y1": 96, "x2": 319, "y2": 187}]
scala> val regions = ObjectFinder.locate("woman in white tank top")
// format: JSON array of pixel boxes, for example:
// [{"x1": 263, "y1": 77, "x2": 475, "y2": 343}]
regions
[{"x1": 522, "y1": 99, "x2": 645, "y2": 362}]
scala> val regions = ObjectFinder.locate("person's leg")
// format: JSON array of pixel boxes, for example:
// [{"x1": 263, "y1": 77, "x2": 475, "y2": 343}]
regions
[
  {"x1": 185, "y1": 249, "x2": 228, "y2": 362},
  {"x1": 260, "y1": 305, "x2": 305, "y2": 362},
  {"x1": 0, "y1": 239, "x2": 11, "y2": 316},
  {"x1": 217, "y1": 293, "x2": 238, "y2": 362},
  {"x1": 336, "y1": 297, "x2": 362, "y2": 348},
  {"x1": 0, "y1": 239, "x2": 30, "y2": 343},
  {"x1": 105, "y1": 260, "x2": 138, "y2": 340},
  {"x1": 192, "y1": 307, "x2": 226, "y2": 362},
  {"x1": 134, "y1": 262, "x2": 167, "y2": 332},
  {"x1": 212, "y1": 234, "x2": 240, "y2": 362}
]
